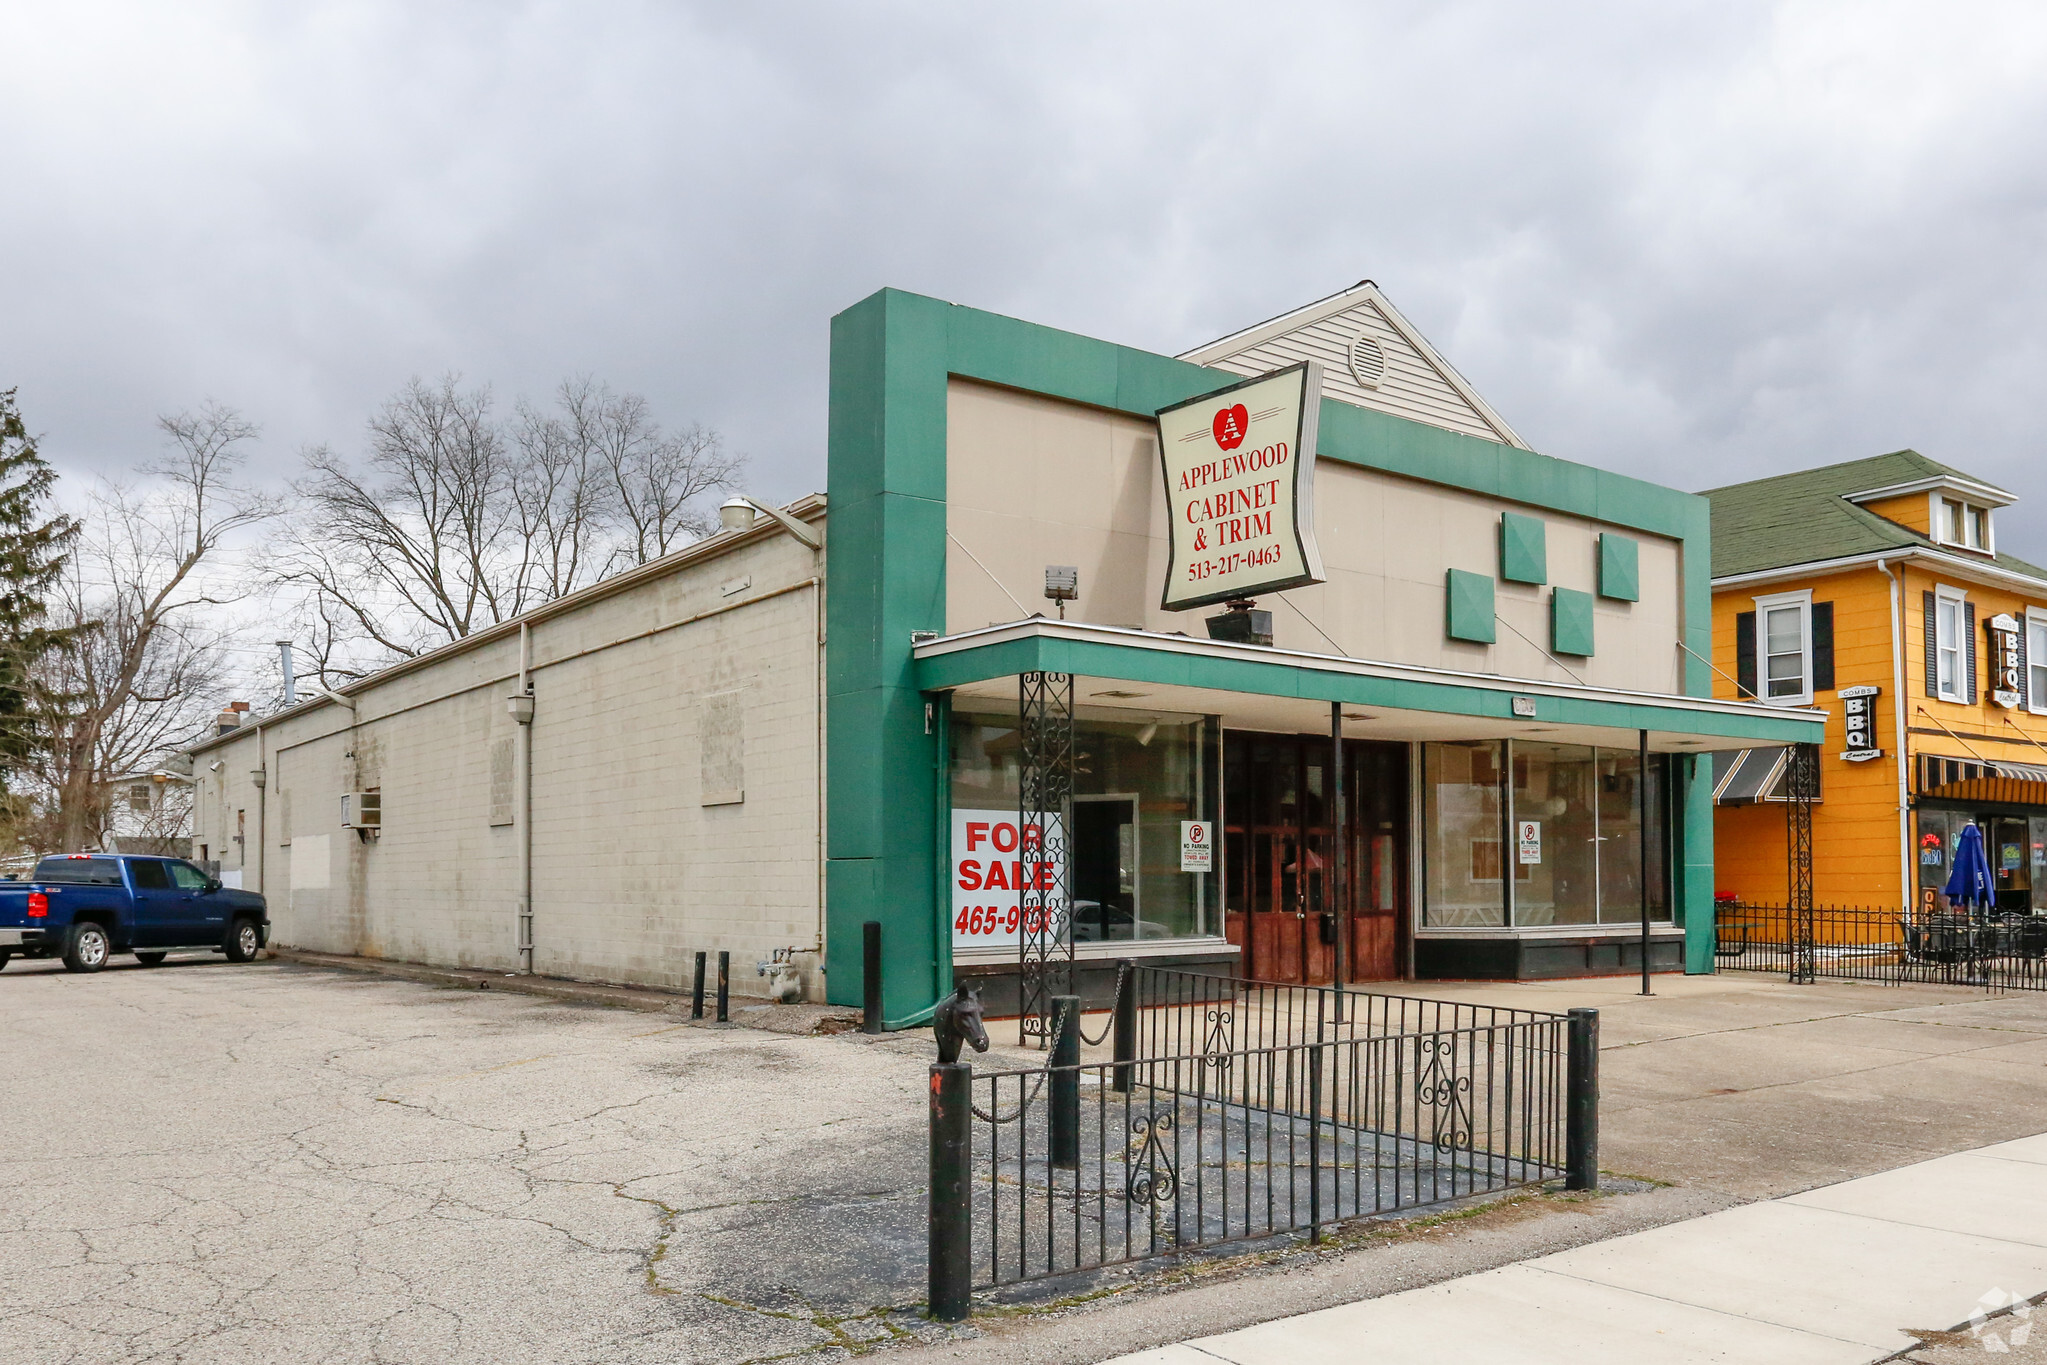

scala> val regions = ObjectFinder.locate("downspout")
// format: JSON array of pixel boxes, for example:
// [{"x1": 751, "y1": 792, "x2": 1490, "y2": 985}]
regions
[
  {"x1": 1878, "y1": 558, "x2": 1911, "y2": 911},
  {"x1": 513, "y1": 622, "x2": 535, "y2": 975},
  {"x1": 251, "y1": 724, "x2": 266, "y2": 900}
]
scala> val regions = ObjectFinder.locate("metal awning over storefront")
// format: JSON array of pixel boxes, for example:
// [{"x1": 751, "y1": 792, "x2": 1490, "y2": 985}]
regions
[
  {"x1": 1712, "y1": 747, "x2": 1796, "y2": 805},
  {"x1": 912, "y1": 619, "x2": 1827, "y2": 752},
  {"x1": 1919, "y1": 754, "x2": 2047, "y2": 808}
]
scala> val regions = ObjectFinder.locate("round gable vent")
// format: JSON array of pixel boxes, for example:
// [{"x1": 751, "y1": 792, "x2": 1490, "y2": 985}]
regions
[{"x1": 1348, "y1": 334, "x2": 1386, "y2": 389}]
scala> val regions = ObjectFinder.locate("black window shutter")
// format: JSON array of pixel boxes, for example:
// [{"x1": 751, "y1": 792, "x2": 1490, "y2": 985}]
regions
[
  {"x1": 2020, "y1": 624, "x2": 2031, "y2": 710},
  {"x1": 1924, "y1": 591, "x2": 1938, "y2": 698},
  {"x1": 1965, "y1": 603, "x2": 1978, "y2": 703},
  {"x1": 1735, "y1": 611, "x2": 1757, "y2": 698},
  {"x1": 1811, "y1": 601, "x2": 1835, "y2": 692}
]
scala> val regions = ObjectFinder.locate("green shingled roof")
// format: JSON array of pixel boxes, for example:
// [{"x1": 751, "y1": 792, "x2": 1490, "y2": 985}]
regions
[{"x1": 1702, "y1": 450, "x2": 2047, "y2": 582}]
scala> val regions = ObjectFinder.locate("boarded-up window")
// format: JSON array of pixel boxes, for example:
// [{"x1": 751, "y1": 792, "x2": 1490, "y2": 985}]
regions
[
  {"x1": 701, "y1": 690, "x2": 745, "y2": 805},
  {"x1": 489, "y1": 737, "x2": 515, "y2": 826}
]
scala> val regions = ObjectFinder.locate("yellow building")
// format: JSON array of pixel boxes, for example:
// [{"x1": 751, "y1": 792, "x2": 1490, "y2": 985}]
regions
[{"x1": 1707, "y1": 451, "x2": 2047, "y2": 914}]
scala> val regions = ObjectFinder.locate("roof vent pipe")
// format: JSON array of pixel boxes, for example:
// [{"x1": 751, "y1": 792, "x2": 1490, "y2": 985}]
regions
[{"x1": 720, "y1": 498, "x2": 758, "y2": 532}]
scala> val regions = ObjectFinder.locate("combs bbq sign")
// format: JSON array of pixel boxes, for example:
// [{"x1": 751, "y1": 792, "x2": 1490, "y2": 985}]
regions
[{"x1": 1156, "y1": 362, "x2": 1327, "y2": 612}]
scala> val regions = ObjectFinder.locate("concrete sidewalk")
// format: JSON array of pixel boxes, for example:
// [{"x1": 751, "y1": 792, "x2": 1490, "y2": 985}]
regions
[{"x1": 1106, "y1": 1133, "x2": 2047, "y2": 1365}]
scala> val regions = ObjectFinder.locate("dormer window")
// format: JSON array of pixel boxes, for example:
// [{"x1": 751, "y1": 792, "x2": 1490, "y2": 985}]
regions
[{"x1": 1938, "y1": 497, "x2": 1994, "y2": 553}]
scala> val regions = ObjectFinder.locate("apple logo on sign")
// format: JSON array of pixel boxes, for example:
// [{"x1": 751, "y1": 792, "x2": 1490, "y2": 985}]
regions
[{"x1": 1212, "y1": 404, "x2": 1249, "y2": 450}]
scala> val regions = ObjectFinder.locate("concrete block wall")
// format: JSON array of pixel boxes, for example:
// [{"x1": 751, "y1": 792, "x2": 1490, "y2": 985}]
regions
[{"x1": 191, "y1": 509, "x2": 827, "y2": 997}]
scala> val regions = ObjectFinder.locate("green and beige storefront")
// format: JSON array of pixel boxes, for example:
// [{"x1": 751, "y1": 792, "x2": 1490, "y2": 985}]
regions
[{"x1": 821, "y1": 289, "x2": 1823, "y2": 1018}]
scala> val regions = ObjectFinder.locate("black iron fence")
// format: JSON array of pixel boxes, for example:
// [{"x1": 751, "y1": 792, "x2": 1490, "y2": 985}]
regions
[
  {"x1": 925, "y1": 968, "x2": 1595, "y2": 1319},
  {"x1": 1715, "y1": 902, "x2": 2047, "y2": 991}
]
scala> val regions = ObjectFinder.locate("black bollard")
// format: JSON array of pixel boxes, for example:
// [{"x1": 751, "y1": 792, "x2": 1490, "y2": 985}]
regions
[
  {"x1": 1050, "y1": 995, "x2": 1080, "y2": 1169},
  {"x1": 1566, "y1": 1007, "x2": 1600, "y2": 1191},
  {"x1": 927, "y1": 1062, "x2": 972, "y2": 1322},
  {"x1": 717, "y1": 951, "x2": 730, "y2": 1024},
  {"x1": 691, "y1": 951, "x2": 707, "y2": 1020},
  {"x1": 862, "y1": 920, "x2": 883, "y2": 1035},
  {"x1": 1110, "y1": 960, "x2": 1136, "y2": 1094}
]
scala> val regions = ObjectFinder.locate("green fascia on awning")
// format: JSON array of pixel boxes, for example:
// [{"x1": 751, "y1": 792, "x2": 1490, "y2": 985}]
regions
[{"x1": 913, "y1": 621, "x2": 1826, "y2": 748}]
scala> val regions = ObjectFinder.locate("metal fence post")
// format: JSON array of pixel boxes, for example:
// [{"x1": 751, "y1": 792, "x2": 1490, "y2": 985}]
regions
[
  {"x1": 716, "y1": 951, "x2": 730, "y2": 1024},
  {"x1": 863, "y1": 920, "x2": 884, "y2": 1035},
  {"x1": 1111, "y1": 961, "x2": 1136, "y2": 1094},
  {"x1": 1566, "y1": 1007, "x2": 1599, "y2": 1191},
  {"x1": 928, "y1": 1062, "x2": 973, "y2": 1322},
  {"x1": 1050, "y1": 995, "x2": 1080, "y2": 1169}
]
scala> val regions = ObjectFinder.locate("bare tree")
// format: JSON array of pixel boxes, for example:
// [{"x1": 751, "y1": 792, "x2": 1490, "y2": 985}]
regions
[
  {"x1": 276, "y1": 374, "x2": 743, "y2": 679},
  {"x1": 27, "y1": 403, "x2": 276, "y2": 851}
]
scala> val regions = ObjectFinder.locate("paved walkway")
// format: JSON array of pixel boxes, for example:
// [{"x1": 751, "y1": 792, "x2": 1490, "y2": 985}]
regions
[{"x1": 1105, "y1": 1133, "x2": 2047, "y2": 1365}]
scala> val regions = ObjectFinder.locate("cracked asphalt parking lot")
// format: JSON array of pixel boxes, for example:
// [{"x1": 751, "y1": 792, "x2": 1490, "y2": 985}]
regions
[{"x1": 0, "y1": 956, "x2": 951, "y2": 1364}]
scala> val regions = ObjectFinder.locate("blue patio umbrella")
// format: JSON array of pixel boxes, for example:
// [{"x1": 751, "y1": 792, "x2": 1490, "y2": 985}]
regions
[{"x1": 1944, "y1": 822, "x2": 1995, "y2": 911}]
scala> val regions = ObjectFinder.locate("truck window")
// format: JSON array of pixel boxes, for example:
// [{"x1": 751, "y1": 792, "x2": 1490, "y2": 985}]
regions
[
  {"x1": 32, "y1": 856, "x2": 124, "y2": 886},
  {"x1": 169, "y1": 862, "x2": 211, "y2": 891},
  {"x1": 128, "y1": 860, "x2": 172, "y2": 890}
]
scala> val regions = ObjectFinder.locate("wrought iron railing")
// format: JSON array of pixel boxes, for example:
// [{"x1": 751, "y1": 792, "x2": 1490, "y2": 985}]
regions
[
  {"x1": 925, "y1": 970, "x2": 1591, "y2": 1315},
  {"x1": 1715, "y1": 902, "x2": 2047, "y2": 991}
]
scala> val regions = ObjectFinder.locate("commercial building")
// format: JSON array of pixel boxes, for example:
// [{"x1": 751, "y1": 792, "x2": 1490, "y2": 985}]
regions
[
  {"x1": 192, "y1": 284, "x2": 1820, "y2": 1010},
  {"x1": 1706, "y1": 451, "x2": 2047, "y2": 913}
]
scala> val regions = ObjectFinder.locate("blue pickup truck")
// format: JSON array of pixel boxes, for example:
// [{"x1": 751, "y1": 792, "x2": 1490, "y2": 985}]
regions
[{"x1": 0, "y1": 853, "x2": 270, "y2": 973}]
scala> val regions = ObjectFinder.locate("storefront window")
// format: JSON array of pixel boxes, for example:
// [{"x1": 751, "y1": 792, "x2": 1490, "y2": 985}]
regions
[
  {"x1": 1422, "y1": 739, "x2": 1669, "y2": 928},
  {"x1": 1597, "y1": 748, "x2": 1669, "y2": 925},
  {"x1": 1423, "y1": 741, "x2": 1507, "y2": 927},
  {"x1": 949, "y1": 698, "x2": 1220, "y2": 942},
  {"x1": 1511, "y1": 744, "x2": 1599, "y2": 926},
  {"x1": 2033, "y1": 817, "x2": 2047, "y2": 914}
]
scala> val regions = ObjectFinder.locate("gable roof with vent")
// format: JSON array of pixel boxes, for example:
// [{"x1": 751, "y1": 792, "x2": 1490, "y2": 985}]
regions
[
  {"x1": 1177, "y1": 280, "x2": 1529, "y2": 449},
  {"x1": 1703, "y1": 449, "x2": 2047, "y2": 585}
]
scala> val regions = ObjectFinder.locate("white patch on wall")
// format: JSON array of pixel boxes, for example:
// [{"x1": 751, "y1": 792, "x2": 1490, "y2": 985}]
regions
[
  {"x1": 489, "y1": 737, "x2": 515, "y2": 826},
  {"x1": 220, "y1": 869, "x2": 244, "y2": 890},
  {"x1": 700, "y1": 689, "x2": 746, "y2": 805},
  {"x1": 291, "y1": 833, "x2": 331, "y2": 890}
]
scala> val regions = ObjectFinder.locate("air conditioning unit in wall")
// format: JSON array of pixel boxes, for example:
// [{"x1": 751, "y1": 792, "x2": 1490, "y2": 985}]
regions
[{"x1": 341, "y1": 790, "x2": 382, "y2": 830}]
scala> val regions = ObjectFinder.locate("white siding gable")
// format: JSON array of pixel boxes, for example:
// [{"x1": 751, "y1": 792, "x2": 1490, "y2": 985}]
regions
[{"x1": 1179, "y1": 282, "x2": 1527, "y2": 449}]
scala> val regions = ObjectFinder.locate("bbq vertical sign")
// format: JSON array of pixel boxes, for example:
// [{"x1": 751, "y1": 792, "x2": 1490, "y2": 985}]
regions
[{"x1": 1157, "y1": 362, "x2": 1327, "y2": 611}]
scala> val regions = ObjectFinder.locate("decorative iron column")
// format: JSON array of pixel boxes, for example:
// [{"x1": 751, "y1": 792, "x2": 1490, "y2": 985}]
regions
[
  {"x1": 1018, "y1": 671, "x2": 1076, "y2": 1047},
  {"x1": 1787, "y1": 741, "x2": 1819, "y2": 984}
]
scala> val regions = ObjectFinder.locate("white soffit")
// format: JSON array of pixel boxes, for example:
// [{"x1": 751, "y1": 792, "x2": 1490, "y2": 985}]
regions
[{"x1": 1178, "y1": 280, "x2": 1530, "y2": 451}]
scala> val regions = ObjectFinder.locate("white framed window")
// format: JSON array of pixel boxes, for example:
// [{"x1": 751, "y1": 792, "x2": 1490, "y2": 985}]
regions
[
  {"x1": 1935, "y1": 496, "x2": 1996, "y2": 554},
  {"x1": 2028, "y1": 609, "x2": 2047, "y2": 715},
  {"x1": 1753, "y1": 589, "x2": 1813, "y2": 705},
  {"x1": 1935, "y1": 584, "x2": 1968, "y2": 703}
]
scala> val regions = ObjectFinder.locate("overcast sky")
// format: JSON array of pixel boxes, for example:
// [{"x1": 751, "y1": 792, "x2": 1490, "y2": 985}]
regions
[{"x1": 5, "y1": 1, "x2": 2046, "y2": 559}]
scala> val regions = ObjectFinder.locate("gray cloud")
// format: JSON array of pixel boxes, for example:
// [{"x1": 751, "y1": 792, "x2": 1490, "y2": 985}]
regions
[{"x1": 5, "y1": 1, "x2": 2047, "y2": 557}]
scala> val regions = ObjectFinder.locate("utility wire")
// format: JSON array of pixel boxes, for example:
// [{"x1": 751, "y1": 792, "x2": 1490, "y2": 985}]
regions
[
  {"x1": 1272, "y1": 593, "x2": 1352, "y2": 657},
  {"x1": 945, "y1": 532, "x2": 1029, "y2": 619},
  {"x1": 1493, "y1": 612, "x2": 1587, "y2": 686}
]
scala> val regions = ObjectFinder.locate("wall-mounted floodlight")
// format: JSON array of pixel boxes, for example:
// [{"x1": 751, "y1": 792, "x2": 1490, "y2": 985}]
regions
[{"x1": 1044, "y1": 565, "x2": 1078, "y2": 619}]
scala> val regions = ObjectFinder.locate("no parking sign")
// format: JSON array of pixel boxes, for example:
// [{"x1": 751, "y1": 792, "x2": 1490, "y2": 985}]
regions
[{"x1": 1180, "y1": 821, "x2": 1214, "y2": 873}]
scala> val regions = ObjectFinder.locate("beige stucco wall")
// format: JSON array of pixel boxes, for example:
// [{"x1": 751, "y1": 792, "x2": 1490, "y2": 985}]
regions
[
  {"x1": 192, "y1": 513, "x2": 826, "y2": 995},
  {"x1": 945, "y1": 379, "x2": 1684, "y2": 693}
]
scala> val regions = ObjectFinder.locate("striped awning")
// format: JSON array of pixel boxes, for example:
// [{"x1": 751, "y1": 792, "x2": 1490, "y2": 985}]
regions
[
  {"x1": 1918, "y1": 754, "x2": 2047, "y2": 806},
  {"x1": 1713, "y1": 747, "x2": 1792, "y2": 805}
]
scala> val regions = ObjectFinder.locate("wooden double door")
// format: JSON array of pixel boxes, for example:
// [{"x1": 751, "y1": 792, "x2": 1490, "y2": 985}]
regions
[{"x1": 1222, "y1": 734, "x2": 1409, "y2": 984}]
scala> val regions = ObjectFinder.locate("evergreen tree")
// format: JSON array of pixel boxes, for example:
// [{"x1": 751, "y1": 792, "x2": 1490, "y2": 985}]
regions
[{"x1": 0, "y1": 390, "x2": 81, "y2": 791}]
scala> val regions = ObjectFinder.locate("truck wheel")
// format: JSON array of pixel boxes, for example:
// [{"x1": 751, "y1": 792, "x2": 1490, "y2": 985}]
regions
[
  {"x1": 135, "y1": 952, "x2": 167, "y2": 966},
  {"x1": 225, "y1": 919, "x2": 262, "y2": 963},
  {"x1": 63, "y1": 922, "x2": 111, "y2": 973},
  {"x1": 0, "y1": 950, "x2": 11, "y2": 971}
]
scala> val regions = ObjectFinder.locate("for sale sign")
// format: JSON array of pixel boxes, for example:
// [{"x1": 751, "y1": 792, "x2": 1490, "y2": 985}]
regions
[
  {"x1": 1156, "y1": 362, "x2": 1326, "y2": 611},
  {"x1": 951, "y1": 808, "x2": 1068, "y2": 950}
]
